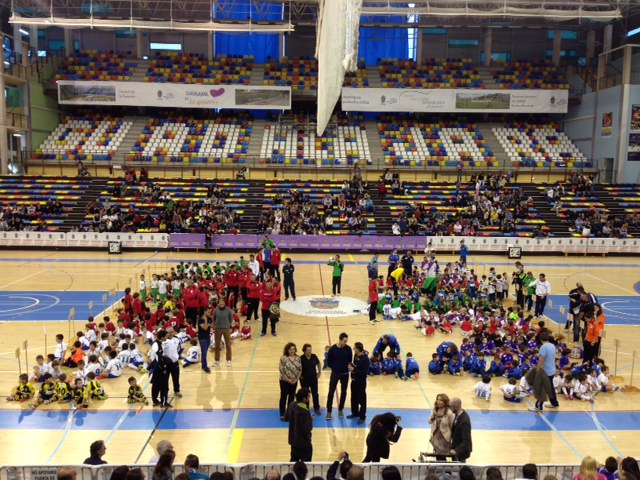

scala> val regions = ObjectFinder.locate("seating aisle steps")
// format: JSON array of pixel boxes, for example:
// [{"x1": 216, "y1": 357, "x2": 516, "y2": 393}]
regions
[
  {"x1": 66, "y1": 179, "x2": 108, "y2": 231},
  {"x1": 520, "y1": 184, "x2": 563, "y2": 236},
  {"x1": 483, "y1": 122, "x2": 511, "y2": 169},
  {"x1": 246, "y1": 119, "x2": 266, "y2": 162},
  {"x1": 117, "y1": 117, "x2": 149, "y2": 161}
]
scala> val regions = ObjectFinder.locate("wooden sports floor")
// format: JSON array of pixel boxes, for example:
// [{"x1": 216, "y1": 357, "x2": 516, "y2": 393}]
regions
[{"x1": 0, "y1": 250, "x2": 639, "y2": 467}]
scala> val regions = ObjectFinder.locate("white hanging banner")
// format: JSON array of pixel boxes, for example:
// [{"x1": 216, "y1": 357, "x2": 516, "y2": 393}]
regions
[
  {"x1": 341, "y1": 87, "x2": 568, "y2": 113},
  {"x1": 57, "y1": 81, "x2": 292, "y2": 110}
]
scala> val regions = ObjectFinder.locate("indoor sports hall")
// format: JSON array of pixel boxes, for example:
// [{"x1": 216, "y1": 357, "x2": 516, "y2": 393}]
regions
[{"x1": 0, "y1": 0, "x2": 639, "y2": 477}]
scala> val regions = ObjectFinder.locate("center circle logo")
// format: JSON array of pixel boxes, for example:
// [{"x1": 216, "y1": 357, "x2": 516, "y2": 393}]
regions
[{"x1": 280, "y1": 295, "x2": 368, "y2": 318}]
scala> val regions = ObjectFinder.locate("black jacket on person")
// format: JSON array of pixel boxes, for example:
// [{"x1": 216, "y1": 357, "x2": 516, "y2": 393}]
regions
[
  {"x1": 363, "y1": 413, "x2": 403, "y2": 462},
  {"x1": 351, "y1": 350, "x2": 370, "y2": 382},
  {"x1": 284, "y1": 401, "x2": 313, "y2": 448},
  {"x1": 450, "y1": 410, "x2": 472, "y2": 461}
]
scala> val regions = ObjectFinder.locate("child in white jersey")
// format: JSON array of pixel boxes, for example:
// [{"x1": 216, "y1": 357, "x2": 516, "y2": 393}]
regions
[
  {"x1": 474, "y1": 375, "x2": 492, "y2": 401},
  {"x1": 182, "y1": 339, "x2": 201, "y2": 367}
]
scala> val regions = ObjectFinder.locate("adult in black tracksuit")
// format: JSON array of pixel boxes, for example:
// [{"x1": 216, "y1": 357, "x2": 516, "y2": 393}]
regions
[
  {"x1": 347, "y1": 342, "x2": 370, "y2": 425},
  {"x1": 325, "y1": 332, "x2": 352, "y2": 420},
  {"x1": 282, "y1": 258, "x2": 296, "y2": 301},
  {"x1": 284, "y1": 387, "x2": 313, "y2": 461},
  {"x1": 363, "y1": 412, "x2": 403, "y2": 462},
  {"x1": 150, "y1": 330, "x2": 171, "y2": 407},
  {"x1": 300, "y1": 343, "x2": 321, "y2": 415}
]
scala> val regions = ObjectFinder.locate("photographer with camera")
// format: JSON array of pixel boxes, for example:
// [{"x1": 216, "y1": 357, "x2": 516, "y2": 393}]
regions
[
  {"x1": 363, "y1": 412, "x2": 403, "y2": 462},
  {"x1": 326, "y1": 451, "x2": 353, "y2": 480}
]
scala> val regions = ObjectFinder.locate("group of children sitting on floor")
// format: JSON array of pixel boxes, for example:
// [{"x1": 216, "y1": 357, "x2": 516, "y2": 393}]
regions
[{"x1": 423, "y1": 315, "x2": 619, "y2": 405}]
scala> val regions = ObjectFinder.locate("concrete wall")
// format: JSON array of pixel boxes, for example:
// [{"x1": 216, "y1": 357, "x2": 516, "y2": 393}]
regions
[{"x1": 29, "y1": 79, "x2": 60, "y2": 149}]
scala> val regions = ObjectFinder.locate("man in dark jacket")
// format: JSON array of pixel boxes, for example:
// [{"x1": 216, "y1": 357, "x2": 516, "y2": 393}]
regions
[
  {"x1": 326, "y1": 332, "x2": 352, "y2": 420},
  {"x1": 450, "y1": 397, "x2": 472, "y2": 462},
  {"x1": 284, "y1": 387, "x2": 313, "y2": 461},
  {"x1": 347, "y1": 342, "x2": 370, "y2": 425}
]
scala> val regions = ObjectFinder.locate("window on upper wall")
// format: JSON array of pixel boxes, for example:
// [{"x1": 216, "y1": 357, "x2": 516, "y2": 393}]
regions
[
  {"x1": 547, "y1": 30, "x2": 578, "y2": 41},
  {"x1": 407, "y1": 3, "x2": 418, "y2": 61},
  {"x1": 480, "y1": 52, "x2": 511, "y2": 62},
  {"x1": 545, "y1": 49, "x2": 577, "y2": 58},
  {"x1": 448, "y1": 39, "x2": 479, "y2": 48},
  {"x1": 423, "y1": 28, "x2": 447, "y2": 35},
  {"x1": 150, "y1": 43, "x2": 182, "y2": 51}
]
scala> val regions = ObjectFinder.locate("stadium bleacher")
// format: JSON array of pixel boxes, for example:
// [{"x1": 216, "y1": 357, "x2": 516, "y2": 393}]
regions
[
  {"x1": 127, "y1": 114, "x2": 253, "y2": 164},
  {"x1": 263, "y1": 56, "x2": 318, "y2": 91},
  {"x1": 492, "y1": 122, "x2": 591, "y2": 168},
  {"x1": 260, "y1": 113, "x2": 371, "y2": 166},
  {"x1": 144, "y1": 53, "x2": 253, "y2": 84},
  {"x1": 55, "y1": 50, "x2": 136, "y2": 81},
  {"x1": 492, "y1": 60, "x2": 569, "y2": 89},
  {"x1": 377, "y1": 58, "x2": 484, "y2": 88},
  {"x1": 33, "y1": 115, "x2": 133, "y2": 162},
  {"x1": 377, "y1": 118, "x2": 497, "y2": 167}
]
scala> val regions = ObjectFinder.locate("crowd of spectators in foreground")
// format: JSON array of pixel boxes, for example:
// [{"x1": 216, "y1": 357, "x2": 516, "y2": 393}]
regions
[{"x1": 72, "y1": 439, "x2": 640, "y2": 480}]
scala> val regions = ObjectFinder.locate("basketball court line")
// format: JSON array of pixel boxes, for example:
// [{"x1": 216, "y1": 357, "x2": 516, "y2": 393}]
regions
[
  {"x1": 588, "y1": 403, "x2": 625, "y2": 457},
  {"x1": 2, "y1": 407, "x2": 638, "y2": 432},
  {"x1": 0, "y1": 256, "x2": 639, "y2": 269}
]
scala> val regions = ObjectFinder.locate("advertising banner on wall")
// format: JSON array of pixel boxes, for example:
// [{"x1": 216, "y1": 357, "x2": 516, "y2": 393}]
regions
[
  {"x1": 341, "y1": 87, "x2": 569, "y2": 113},
  {"x1": 57, "y1": 81, "x2": 292, "y2": 110},
  {"x1": 629, "y1": 105, "x2": 640, "y2": 161}
]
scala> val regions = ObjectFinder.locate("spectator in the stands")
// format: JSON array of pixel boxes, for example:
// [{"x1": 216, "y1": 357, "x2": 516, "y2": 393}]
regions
[
  {"x1": 522, "y1": 464, "x2": 538, "y2": 479},
  {"x1": 83, "y1": 439, "x2": 107, "y2": 465}
]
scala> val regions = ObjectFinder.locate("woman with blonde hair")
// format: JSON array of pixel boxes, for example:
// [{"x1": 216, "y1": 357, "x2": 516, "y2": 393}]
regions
[
  {"x1": 427, "y1": 393, "x2": 455, "y2": 460},
  {"x1": 573, "y1": 456, "x2": 607, "y2": 480}
]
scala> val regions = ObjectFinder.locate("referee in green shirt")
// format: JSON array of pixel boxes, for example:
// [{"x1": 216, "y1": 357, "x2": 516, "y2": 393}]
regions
[{"x1": 328, "y1": 254, "x2": 344, "y2": 296}]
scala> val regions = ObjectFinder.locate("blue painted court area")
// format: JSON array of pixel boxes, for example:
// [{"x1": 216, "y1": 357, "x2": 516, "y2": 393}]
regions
[
  {"x1": 0, "y1": 291, "x2": 115, "y2": 322},
  {"x1": 1, "y1": 407, "x2": 639, "y2": 432},
  {"x1": 547, "y1": 294, "x2": 640, "y2": 326}
]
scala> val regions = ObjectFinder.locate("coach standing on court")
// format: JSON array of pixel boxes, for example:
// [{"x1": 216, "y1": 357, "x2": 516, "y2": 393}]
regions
[
  {"x1": 348, "y1": 342, "x2": 370, "y2": 425},
  {"x1": 326, "y1": 332, "x2": 352, "y2": 420},
  {"x1": 538, "y1": 332, "x2": 559, "y2": 408},
  {"x1": 400, "y1": 250, "x2": 414, "y2": 277},
  {"x1": 531, "y1": 273, "x2": 552, "y2": 318},
  {"x1": 164, "y1": 327, "x2": 182, "y2": 398},
  {"x1": 283, "y1": 258, "x2": 296, "y2": 301},
  {"x1": 149, "y1": 330, "x2": 171, "y2": 407},
  {"x1": 213, "y1": 298, "x2": 233, "y2": 366}
]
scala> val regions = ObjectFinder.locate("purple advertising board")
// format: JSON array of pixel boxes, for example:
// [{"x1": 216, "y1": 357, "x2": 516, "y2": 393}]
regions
[{"x1": 170, "y1": 233, "x2": 428, "y2": 251}]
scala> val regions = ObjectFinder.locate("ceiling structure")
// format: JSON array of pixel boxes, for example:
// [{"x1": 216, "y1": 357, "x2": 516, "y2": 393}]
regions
[{"x1": 4, "y1": 0, "x2": 630, "y2": 31}]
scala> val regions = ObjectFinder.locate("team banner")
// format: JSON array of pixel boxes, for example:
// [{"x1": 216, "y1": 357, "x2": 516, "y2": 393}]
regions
[
  {"x1": 341, "y1": 87, "x2": 568, "y2": 113},
  {"x1": 57, "y1": 81, "x2": 292, "y2": 110}
]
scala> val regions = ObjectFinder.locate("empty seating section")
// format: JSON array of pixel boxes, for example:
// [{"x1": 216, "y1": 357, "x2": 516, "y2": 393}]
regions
[
  {"x1": 0, "y1": 177, "x2": 86, "y2": 231},
  {"x1": 378, "y1": 119, "x2": 497, "y2": 167},
  {"x1": 493, "y1": 123, "x2": 590, "y2": 168},
  {"x1": 55, "y1": 50, "x2": 136, "y2": 81},
  {"x1": 606, "y1": 186, "x2": 640, "y2": 215},
  {"x1": 343, "y1": 62, "x2": 369, "y2": 87},
  {"x1": 85, "y1": 180, "x2": 245, "y2": 233},
  {"x1": 260, "y1": 114, "x2": 370, "y2": 166},
  {"x1": 492, "y1": 61, "x2": 569, "y2": 89},
  {"x1": 385, "y1": 181, "x2": 547, "y2": 237},
  {"x1": 128, "y1": 115, "x2": 252, "y2": 164},
  {"x1": 377, "y1": 58, "x2": 483, "y2": 88},
  {"x1": 34, "y1": 116, "x2": 132, "y2": 162},
  {"x1": 263, "y1": 57, "x2": 318, "y2": 91},
  {"x1": 144, "y1": 53, "x2": 253, "y2": 84},
  {"x1": 263, "y1": 181, "x2": 376, "y2": 234}
]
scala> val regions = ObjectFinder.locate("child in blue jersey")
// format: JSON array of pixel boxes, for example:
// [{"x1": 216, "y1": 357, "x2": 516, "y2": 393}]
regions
[
  {"x1": 487, "y1": 355, "x2": 505, "y2": 377},
  {"x1": 558, "y1": 348, "x2": 571, "y2": 371},
  {"x1": 471, "y1": 353, "x2": 487, "y2": 377},
  {"x1": 404, "y1": 352, "x2": 420, "y2": 379},
  {"x1": 428, "y1": 353, "x2": 443, "y2": 375},
  {"x1": 507, "y1": 359, "x2": 523, "y2": 380},
  {"x1": 500, "y1": 347, "x2": 514, "y2": 370},
  {"x1": 369, "y1": 352, "x2": 382, "y2": 376},
  {"x1": 382, "y1": 352, "x2": 404, "y2": 378},
  {"x1": 448, "y1": 356, "x2": 462, "y2": 376},
  {"x1": 460, "y1": 337, "x2": 474, "y2": 356},
  {"x1": 462, "y1": 350, "x2": 477, "y2": 372}
]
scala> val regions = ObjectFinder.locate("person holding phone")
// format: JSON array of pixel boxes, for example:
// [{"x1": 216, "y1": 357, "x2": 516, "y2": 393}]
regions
[{"x1": 363, "y1": 412, "x2": 403, "y2": 462}]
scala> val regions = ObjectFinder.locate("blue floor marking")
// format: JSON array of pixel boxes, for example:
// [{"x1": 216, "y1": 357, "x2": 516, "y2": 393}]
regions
[
  {"x1": 546, "y1": 295, "x2": 640, "y2": 326},
  {"x1": 2, "y1": 408, "x2": 640, "y2": 432},
  {"x1": 0, "y1": 291, "x2": 114, "y2": 321}
]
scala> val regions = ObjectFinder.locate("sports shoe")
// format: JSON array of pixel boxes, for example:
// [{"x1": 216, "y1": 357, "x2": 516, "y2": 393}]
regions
[
  {"x1": 338, "y1": 410, "x2": 345, "y2": 418},
  {"x1": 227, "y1": 360, "x2": 232, "y2": 367},
  {"x1": 369, "y1": 320, "x2": 376, "y2": 325},
  {"x1": 202, "y1": 367, "x2": 211, "y2": 374},
  {"x1": 162, "y1": 403, "x2": 173, "y2": 408},
  {"x1": 175, "y1": 392, "x2": 183, "y2": 398},
  {"x1": 357, "y1": 418, "x2": 366, "y2": 425},
  {"x1": 528, "y1": 406, "x2": 542, "y2": 412},
  {"x1": 260, "y1": 332, "x2": 266, "y2": 336},
  {"x1": 326, "y1": 412, "x2": 332, "y2": 420},
  {"x1": 213, "y1": 361, "x2": 220, "y2": 367},
  {"x1": 272, "y1": 332, "x2": 277, "y2": 337},
  {"x1": 314, "y1": 408, "x2": 321, "y2": 415},
  {"x1": 543, "y1": 402, "x2": 559, "y2": 408}
]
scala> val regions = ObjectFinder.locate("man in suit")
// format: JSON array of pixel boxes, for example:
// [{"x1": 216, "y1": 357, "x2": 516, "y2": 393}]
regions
[{"x1": 450, "y1": 397, "x2": 472, "y2": 463}]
